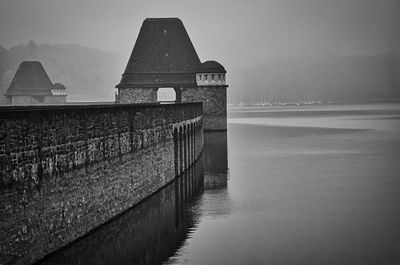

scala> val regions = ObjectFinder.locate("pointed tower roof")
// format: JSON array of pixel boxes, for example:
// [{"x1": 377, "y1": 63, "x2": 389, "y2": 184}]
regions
[
  {"x1": 5, "y1": 61, "x2": 53, "y2": 97},
  {"x1": 117, "y1": 18, "x2": 201, "y2": 88}
]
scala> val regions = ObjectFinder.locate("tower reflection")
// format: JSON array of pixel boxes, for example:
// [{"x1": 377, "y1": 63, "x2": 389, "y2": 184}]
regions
[{"x1": 204, "y1": 132, "x2": 228, "y2": 189}]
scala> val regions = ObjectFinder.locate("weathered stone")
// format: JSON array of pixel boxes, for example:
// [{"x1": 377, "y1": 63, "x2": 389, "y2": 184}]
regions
[
  {"x1": 119, "y1": 88, "x2": 157, "y2": 103},
  {"x1": 0, "y1": 102, "x2": 203, "y2": 265},
  {"x1": 116, "y1": 18, "x2": 228, "y2": 132},
  {"x1": 182, "y1": 86, "x2": 227, "y2": 131}
]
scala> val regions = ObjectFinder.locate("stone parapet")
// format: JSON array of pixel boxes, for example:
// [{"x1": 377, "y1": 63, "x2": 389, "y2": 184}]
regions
[{"x1": 0, "y1": 102, "x2": 203, "y2": 265}]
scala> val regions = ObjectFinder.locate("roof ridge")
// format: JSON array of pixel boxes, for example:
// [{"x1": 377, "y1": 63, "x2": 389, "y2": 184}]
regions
[{"x1": 145, "y1": 17, "x2": 182, "y2": 21}]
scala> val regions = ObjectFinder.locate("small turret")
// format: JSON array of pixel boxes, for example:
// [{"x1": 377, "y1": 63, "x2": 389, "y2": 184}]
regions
[
  {"x1": 48, "y1": 82, "x2": 67, "y2": 103},
  {"x1": 51, "y1": 83, "x2": 67, "y2": 96},
  {"x1": 186, "y1": 60, "x2": 227, "y2": 130},
  {"x1": 196, "y1": 61, "x2": 226, "y2": 86}
]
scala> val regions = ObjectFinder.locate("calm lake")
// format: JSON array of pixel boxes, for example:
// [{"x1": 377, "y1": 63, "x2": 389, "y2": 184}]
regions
[
  {"x1": 37, "y1": 103, "x2": 400, "y2": 265},
  {"x1": 167, "y1": 103, "x2": 400, "y2": 265}
]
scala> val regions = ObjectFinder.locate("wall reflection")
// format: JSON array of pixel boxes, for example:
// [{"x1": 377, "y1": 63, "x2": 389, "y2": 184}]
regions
[
  {"x1": 204, "y1": 132, "x2": 228, "y2": 190},
  {"x1": 35, "y1": 133, "x2": 229, "y2": 265},
  {"x1": 35, "y1": 159, "x2": 204, "y2": 265}
]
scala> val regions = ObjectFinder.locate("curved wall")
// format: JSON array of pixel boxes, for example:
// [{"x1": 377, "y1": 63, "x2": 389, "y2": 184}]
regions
[{"x1": 0, "y1": 102, "x2": 203, "y2": 265}]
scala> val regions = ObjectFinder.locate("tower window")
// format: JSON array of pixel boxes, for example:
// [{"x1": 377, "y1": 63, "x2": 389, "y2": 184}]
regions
[
  {"x1": 204, "y1": 74, "x2": 207, "y2": 81},
  {"x1": 211, "y1": 74, "x2": 215, "y2": 80}
]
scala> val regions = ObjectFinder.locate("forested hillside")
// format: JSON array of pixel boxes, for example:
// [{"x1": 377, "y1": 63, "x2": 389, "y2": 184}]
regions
[
  {"x1": 0, "y1": 41, "x2": 125, "y2": 102},
  {"x1": 1, "y1": 41, "x2": 399, "y2": 105}
]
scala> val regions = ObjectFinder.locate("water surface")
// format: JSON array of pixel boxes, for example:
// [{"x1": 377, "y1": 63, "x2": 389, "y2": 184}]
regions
[
  {"x1": 35, "y1": 103, "x2": 400, "y2": 265},
  {"x1": 167, "y1": 103, "x2": 400, "y2": 265}
]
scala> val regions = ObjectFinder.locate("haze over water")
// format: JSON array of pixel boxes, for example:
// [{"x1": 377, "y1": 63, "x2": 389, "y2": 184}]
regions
[{"x1": 167, "y1": 103, "x2": 400, "y2": 265}]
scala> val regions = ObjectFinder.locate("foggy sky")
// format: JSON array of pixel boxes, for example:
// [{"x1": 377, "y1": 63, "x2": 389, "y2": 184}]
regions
[{"x1": 1, "y1": 0, "x2": 399, "y2": 93}]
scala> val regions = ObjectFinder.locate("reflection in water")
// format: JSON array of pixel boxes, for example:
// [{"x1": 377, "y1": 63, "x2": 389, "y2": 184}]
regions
[
  {"x1": 167, "y1": 105, "x2": 400, "y2": 265},
  {"x1": 35, "y1": 133, "x2": 230, "y2": 265},
  {"x1": 35, "y1": 158, "x2": 205, "y2": 265},
  {"x1": 164, "y1": 132, "x2": 231, "y2": 265},
  {"x1": 204, "y1": 132, "x2": 228, "y2": 190},
  {"x1": 199, "y1": 132, "x2": 231, "y2": 219}
]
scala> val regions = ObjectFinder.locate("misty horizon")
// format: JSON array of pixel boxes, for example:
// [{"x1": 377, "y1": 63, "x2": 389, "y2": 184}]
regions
[
  {"x1": 1, "y1": 2, "x2": 400, "y2": 265},
  {"x1": 1, "y1": 40, "x2": 399, "y2": 104},
  {"x1": 1, "y1": 0, "x2": 399, "y2": 103}
]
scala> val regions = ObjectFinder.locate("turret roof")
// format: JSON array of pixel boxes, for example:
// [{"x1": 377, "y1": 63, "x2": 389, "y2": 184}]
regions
[
  {"x1": 197, "y1": 60, "x2": 226, "y2": 73},
  {"x1": 51, "y1": 83, "x2": 66, "y2": 90}
]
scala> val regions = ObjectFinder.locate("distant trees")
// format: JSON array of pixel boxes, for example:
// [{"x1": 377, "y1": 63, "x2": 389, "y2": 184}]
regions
[
  {"x1": 1, "y1": 41, "x2": 399, "y2": 105},
  {"x1": 0, "y1": 41, "x2": 124, "y2": 102}
]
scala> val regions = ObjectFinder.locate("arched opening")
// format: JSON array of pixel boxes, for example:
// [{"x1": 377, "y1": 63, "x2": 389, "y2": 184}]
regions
[
  {"x1": 173, "y1": 128, "x2": 179, "y2": 176},
  {"x1": 188, "y1": 123, "x2": 192, "y2": 166},
  {"x1": 193, "y1": 121, "x2": 197, "y2": 160},
  {"x1": 190, "y1": 123, "x2": 194, "y2": 164},
  {"x1": 191, "y1": 123, "x2": 195, "y2": 162},
  {"x1": 183, "y1": 125, "x2": 188, "y2": 171},
  {"x1": 157, "y1": 87, "x2": 176, "y2": 102},
  {"x1": 179, "y1": 127, "x2": 184, "y2": 174}
]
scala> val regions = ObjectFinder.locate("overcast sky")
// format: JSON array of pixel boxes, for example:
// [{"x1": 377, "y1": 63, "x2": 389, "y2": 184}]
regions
[{"x1": 1, "y1": 0, "x2": 399, "y2": 71}]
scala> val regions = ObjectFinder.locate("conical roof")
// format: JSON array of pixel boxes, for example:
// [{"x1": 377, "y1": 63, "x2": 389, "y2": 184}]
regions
[
  {"x1": 5, "y1": 61, "x2": 53, "y2": 97},
  {"x1": 117, "y1": 18, "x2": 201, "y2": 88}
]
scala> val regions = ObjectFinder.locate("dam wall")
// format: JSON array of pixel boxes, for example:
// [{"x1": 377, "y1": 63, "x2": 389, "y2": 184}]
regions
[
  {"x1": 0, "y1": 102, "x2": 203, "y2": 265},
  {"x1": 182, "y1": 86, "x2": 227, "y2": 131}
]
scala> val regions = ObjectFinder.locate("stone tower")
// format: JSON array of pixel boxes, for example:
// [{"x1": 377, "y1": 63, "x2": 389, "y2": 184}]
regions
[
  {"x1": 116, "y1": 18, "x2": 228, "y2": 131},
  {"x1": 182, "y1": 61, "x2": 227, "y2": 131},
  {"x1": 4, "y1": 61, "x2": 67, "y2": 104},
  {"x1": 50, "y1": 83, "x2": 67, "y2": 103},
  {"x1": 116, "y1": 18, "x2": 200, "y2": 104}
]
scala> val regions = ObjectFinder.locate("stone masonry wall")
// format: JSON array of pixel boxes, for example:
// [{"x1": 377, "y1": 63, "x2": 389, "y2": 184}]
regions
[
  {"x1": 182, "y1": 86, "x2": 226, "y2": 131},
  {"x1": 0, "y1": 95, "x2": 10, "y2": 105},
  {"x1": 44, "y1": 95, "x2": 67, "y2": 104},
  {"x1": 11, "y1": 96, "x2": 40, "y2": 105},
  {"x1": 119, "y1": 88, "x2": 157, "y2": 103},
  {"x1": 0, "y1": 103, "x2": 203, "y2": 265}
]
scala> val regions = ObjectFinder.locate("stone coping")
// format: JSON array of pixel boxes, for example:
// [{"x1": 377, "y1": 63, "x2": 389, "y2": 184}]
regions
[{"x1": 0, "y1": 101, "x2": 202, "y2": 113}]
